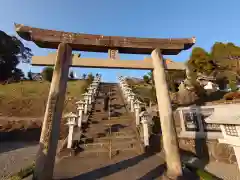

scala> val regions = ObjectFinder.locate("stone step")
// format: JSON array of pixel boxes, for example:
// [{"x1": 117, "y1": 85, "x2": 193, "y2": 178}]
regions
[
  {"x1": 89, "y1": 115, "x2": 132, "y2": 119},
  {"x1": 75, "y1": 148, "x2": 139, "y2": 158},
  {"x1": 84, "y1": 126, "x2": 135, "y2": 134},
  {"x1": 88, "y1": 118, "x2": 133, "y2": 124},
  {"x1": 83, "y1": 129, "x2": 136, "y2": 139},
  {"x1": 81, "y1": 134, "x2": 137, "y2": 143},
  {"x1": 80, "y1": 139, "x2": 138, "y2": 151},
  {"x1": 93, "y1": 119, "x2": 133, "y2": 125}
]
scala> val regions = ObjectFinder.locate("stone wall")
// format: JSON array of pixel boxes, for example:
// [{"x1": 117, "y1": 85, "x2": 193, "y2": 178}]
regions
[
  {"x1": 173, "y1": 110, "x2": 237, "y2": 164},
  {"x1": 178, "y1": 138, "x2": 237, "y2": 164}
]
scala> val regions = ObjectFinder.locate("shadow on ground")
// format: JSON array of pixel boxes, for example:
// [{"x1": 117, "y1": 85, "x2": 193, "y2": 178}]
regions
[
  {"x1": 0, "y1": 141, "x2": 39, "y2": 153},
  {"x1": 57, "y1": 152, "x2": 165, "y2": 180}
]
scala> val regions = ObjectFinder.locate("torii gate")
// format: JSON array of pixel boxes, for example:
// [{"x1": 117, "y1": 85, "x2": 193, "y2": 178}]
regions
[{"x1": 15, "y1": 23, "x2": 195, "y2": 180}]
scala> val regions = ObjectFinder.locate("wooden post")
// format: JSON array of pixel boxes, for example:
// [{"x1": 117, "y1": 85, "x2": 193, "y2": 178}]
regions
[
  {"x1": 151, "y1": 49, "x2": 182, "y2": 178},
  {"x1": 33, "y1": 43, "x2": 72, "y2": 180}
]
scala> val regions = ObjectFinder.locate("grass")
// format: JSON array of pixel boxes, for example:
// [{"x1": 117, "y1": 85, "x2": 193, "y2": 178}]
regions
[
  {"x1": 9, "y1": 163, "x2": 35, "y2": 180},
  {"x1": 0, "y1": 80, "x2": 88, "y2": 117},
  {"x1": 184, "y1": 163, "x2": 219, "y2": 180}
]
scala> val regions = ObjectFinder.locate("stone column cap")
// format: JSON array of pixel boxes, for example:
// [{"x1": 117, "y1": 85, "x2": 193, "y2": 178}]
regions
[
  {"x1": 64, "y1": 112, "x2": 77, "y2": 125},
  {"x1": 76, "y1": 100, "x2": 85, "y2": 104}
]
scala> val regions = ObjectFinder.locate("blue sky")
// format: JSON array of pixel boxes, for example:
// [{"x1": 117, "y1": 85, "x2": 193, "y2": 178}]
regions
[{"x1": 1, "y1": 0, "x2": 240, "y2": 82}]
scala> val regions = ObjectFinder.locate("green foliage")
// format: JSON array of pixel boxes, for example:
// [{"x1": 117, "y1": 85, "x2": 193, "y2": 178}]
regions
[
  {"x1": 12, "y1": 68, "x2": 25, "y2": 81},
  {"x1": 10, "y1": 162, "x2": 35, "y2": 180},
  {"x1": 87, "y1": 73, "x2": 94, "y2": 83},
  {"x1": 143, "y1": 75, "x2": 150, "y2": 84},
  {"x1": 0, "y1": 30, "x2": 33, "y2": 82},
  {"x1": 184, "y1": 163, "x2": 216, "y2": 180},
  {"x1": 211, "y1": 42, "x2": 240, "y2": 71},
  {"x1": 82, "y1": 73, "x2": 87, "y2": 79},
  {"x1": 27, "y1": 71, "x2": 33, "y2": 80},
  {"x1": 42, "y1": 66, "x2": 54, "y2": 82},
  {"x1": 229, "y1": 80, "x2": 238, "y2": 91},
  {"x1": 166, "y1": 70, "x2": 186, "y2": 92},
  {"x1": 187, "y1": 43, "x2": 240, "y2": 90},
  {"x1": 187, "y1": 47, "x2": 216, "y2": 75}
]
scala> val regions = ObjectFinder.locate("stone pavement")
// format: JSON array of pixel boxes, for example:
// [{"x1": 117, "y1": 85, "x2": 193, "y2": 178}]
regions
[
  {"x1": 54, "y1": 152, "x2": 166, "y2": 180},
  {"x1": 0, "y1": 142, "x2": 38, "y2": 179},
  {"x1": 204, "y1": 162, "x2": 240, "y2": 180}
]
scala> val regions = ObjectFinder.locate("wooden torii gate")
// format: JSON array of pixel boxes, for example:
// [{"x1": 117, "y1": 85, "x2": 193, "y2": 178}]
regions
[{"x1": 15, "y1": 23, "x2": 195, "y2": 180}]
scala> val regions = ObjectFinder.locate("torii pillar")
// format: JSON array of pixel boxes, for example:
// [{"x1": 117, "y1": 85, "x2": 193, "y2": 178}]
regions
[
  {"x1": 33, "y1": 43, "x2": 72, "y2": 180},
  {"x1": 152, "y1": 49, "x2": 182, "y2": 179}
]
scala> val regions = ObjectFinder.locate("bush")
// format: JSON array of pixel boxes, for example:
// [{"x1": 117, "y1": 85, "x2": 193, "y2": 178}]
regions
[
  {"x1": 143, "y1": 75, "x2": 150, "y2": 84},
  {"x1": 10, "y1": 162, "x2": 35, "y2": 180},
  {"x1": 87, "y1": 73, "x2": 94, "y2": 83},
  {"x1": 223, "y1": 92, "x2": 240, "y2": 100},
  {"x1": 42, "y1": 66, "x2": 54, "y2": 82},
  {"x1": 229, "y1": 81, "x2": 238, "y2": 91}
]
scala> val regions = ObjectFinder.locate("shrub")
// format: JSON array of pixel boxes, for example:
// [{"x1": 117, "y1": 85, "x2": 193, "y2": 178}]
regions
[
  {"x1": 42, "y1": 66, "x2": 54, "y2": 82},
  {"x1": 10, "y1": 162, "x2": 35, "y2": 180},
  {"x1": 143, "y1": 75, "x2": 150, "y2": 84},
  {"x1": 223, "y1": 92, "x2": 240, "y2": 100},
  {"x1": 87, "y1": 73, "x2": 94, "y2": 83},
  {"x1": 229, "y1": 81, "x2": 238, "y2": 91}
]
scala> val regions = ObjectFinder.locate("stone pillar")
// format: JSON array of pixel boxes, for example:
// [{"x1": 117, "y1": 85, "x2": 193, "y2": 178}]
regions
[
  {"x1": 151, "y1": 49, "x2": 182, "y2": 178},
  {"x1": 33, "y1": 43, "x2": 72, "y2": 180}
]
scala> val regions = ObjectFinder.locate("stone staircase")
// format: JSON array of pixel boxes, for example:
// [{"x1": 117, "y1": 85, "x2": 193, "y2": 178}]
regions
[
  {"x1": 54, "y1": 83, "x2": 147, "y2": 179},
  {"x1": 75, "y1": 83, "x2": 143, "y2": 157}
]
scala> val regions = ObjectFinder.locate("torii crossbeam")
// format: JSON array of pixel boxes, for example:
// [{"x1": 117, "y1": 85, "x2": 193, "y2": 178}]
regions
[{"x1": 15, "y1": 23, "x2": 195, "y2": 55}]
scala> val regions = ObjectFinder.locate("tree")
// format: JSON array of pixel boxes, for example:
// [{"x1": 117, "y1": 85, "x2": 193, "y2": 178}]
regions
[
  {"x1": 28, "y1": 71, "x2": 33, "y2": 80},
  {"x1": 12, "y1": 68, "x2": 25, "y2": 81},
  {"x1": 143, "y1": 75, "x2": 150, "y2": 84},
  {"x1": 0, "y1": 30, "x2": 33, "y2": 82},
  {"x1": 82, "y1": 73, "x2": 86, "y2": 79},
  {"x1": 210, "y1": 42, "x2": 240, "y2": 90},
  {"x1": 87, "y1": 73, "x2": 94, "y2": 83},
  {"x1": 42, "y1": 67, "x2": 54, "y2": 82},
  {"x1": 187, "y1": 47, "x2": 217, "y2": 76},
  {"x1": 165, "y1": 70, "x2": 186, "y2": 92},
  {"x1": 147, "y1": 71, "x2": 154, "y2": 85},
  {"x1": 69, "y1": 71, "x2": 74, "y2": 79}
]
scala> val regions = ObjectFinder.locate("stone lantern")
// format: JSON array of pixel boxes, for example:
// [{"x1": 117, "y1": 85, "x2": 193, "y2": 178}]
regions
[
  {"x1": 87, "y1": 87, "x2": 95, "y2": 103},
  {"x1": 82, "y1": 93, "x2": 89, "y2": 114},
  {"x1": 64, "y1": 112, "x2": 77, "y2": 149},
  {"x1": 139, "y1": 111, "x2": 151, "y2": 147},
  {"x1": 85, "y1": 91, "x2": 92, "y2": 105},
  {"x1": 129, "y1": 92, "x2": 135, "y2": 112},
  {"x1": 134, "y1": 99, "x2": 141, "y2": 126},
  {"x1": 76, "y1": 100, "x2": 85, "y2": 128},
  {"x1": 91, "y1": 82, "x2": 99, "y2": 94},
  {"x1": 126, "y1": 90, "x2": 133, "y2": 103},
  {"x1": 205, "y1": 105, "x2": 240, "y2": 171}
]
